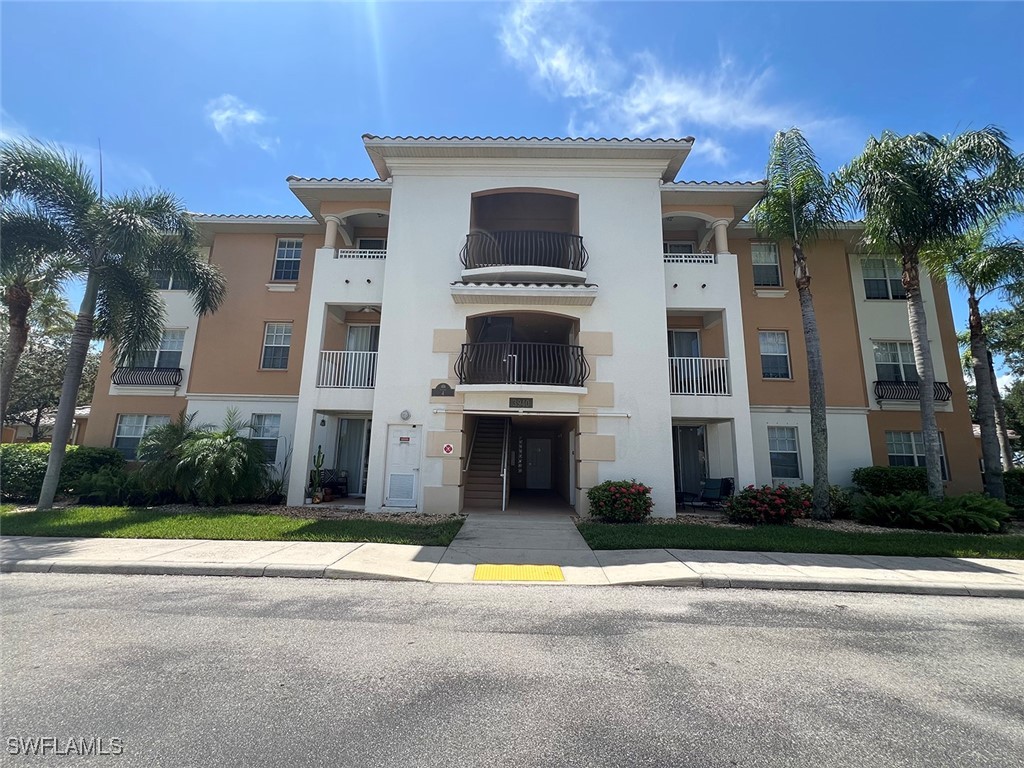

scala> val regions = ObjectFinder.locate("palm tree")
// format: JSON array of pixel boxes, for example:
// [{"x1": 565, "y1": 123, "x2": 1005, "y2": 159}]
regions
[
  {"x1": 0, "y1": 140, "x2": 227, "y2": 510},
  {"x1": 846, "y1": 127, "x2": 1024, "y2": 499},
  {"x1": 176, "y1": 409, "x2": 269, "y2": 505},
  {"x1": 751, "y1": 128, "x2": 848, "y2": 520},
  {"x1": 0, "y1": 209, "x2": 75, "y2": 422},
  {"x1": 922, "y1": 211, "x2": 1024, "y2": 500}
]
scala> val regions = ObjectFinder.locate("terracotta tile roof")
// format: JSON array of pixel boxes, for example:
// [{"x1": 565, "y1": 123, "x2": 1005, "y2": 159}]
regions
[
  {"x1": 666, "y1": 180, "x2": 766, "y2": 187},
  {"x1": 191, "y1": 213, "x2": 317, "y2": 222},
  {"x1": 286, "y1": 176, "x2": 391, "y2": 184}
]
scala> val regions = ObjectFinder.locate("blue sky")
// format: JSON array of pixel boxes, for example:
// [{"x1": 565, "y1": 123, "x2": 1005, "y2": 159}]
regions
[{"x1": 3, "y1": 0, "x2": 1023, "y2": 367}]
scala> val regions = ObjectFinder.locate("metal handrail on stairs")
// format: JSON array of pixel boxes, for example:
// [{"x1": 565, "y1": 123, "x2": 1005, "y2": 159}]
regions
[
  {"x1": 462, "y1": 420, "x2": 479, "y2": 476},
  {"x1": 500, "y1": 419, "x2": 511, "y2": 512}
]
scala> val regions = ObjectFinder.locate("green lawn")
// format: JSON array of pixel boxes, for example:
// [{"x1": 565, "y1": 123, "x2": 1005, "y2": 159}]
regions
[
  {"x1": 577, "y1": 521, "x2": 1024, "y2": 559},
  {"x1": 0, "y1": 504, "x2": 15, "y2": 514},
  {"x1": 0, "y1": 506, "x2": 464, "y2": 547}
]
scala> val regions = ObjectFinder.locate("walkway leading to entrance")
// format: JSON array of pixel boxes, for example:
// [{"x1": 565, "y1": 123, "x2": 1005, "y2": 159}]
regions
[{"x1": 430, "y1": 513, "x2": 605, "y2": 584}]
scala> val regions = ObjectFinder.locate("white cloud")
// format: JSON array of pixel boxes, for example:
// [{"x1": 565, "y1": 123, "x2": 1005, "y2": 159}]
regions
[
  {"x1": 498, "y1": 1, "x2": 846, "y2": 170},
  {"x1": 204, "y1": 94, "x2": 279, "y2": 153}
]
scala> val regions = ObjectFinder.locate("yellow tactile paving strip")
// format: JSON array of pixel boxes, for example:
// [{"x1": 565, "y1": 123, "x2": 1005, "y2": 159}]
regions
[{"x1": 474, "y1": 564, "x2": 565, "y2": 582}]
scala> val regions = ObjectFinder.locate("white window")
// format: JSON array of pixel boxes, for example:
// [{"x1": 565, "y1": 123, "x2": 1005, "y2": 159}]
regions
[
  {"x1": 273, "y1": 238, "x2": 303, "y2": 281},
  {"x1": 356, "y1": 238, "x2": 387, "y2": 251},
  {"x1": 149, "y1": 270, "x2": 190, "y2": 291},
  {"x1": 250, "y1": 414, "x2": 281, "y2": 463},
  {"x1": 132, "y1": 329, "x2": 185, "y2": 369},
  {"x1": 752, "y1": 242, "x2": 782, "y2": 287},
  {"x1": 759, "y1": 331, "x2": 791, "y2": 379},
  {"x1": 873, "y1": 341, "x2": 918, "y2": 383},
  {"x1": 767, "y1": 426, "x2": 801, "y2": 480},
  {"x1": 663, "y1": 241, "x2": 696, "y2": 255},
  {"x1": 261, "y1": 323, "x2": 292, "y2": 369},
  {"x1": 886, "y1": 431, "x2": 948, "y2": 480},
  {"x1": 113, "y1": 414, "x2": 171, "y2": 460},
  {"x1": 861, "y1": 257, "x2": 906, "y2": 300}
]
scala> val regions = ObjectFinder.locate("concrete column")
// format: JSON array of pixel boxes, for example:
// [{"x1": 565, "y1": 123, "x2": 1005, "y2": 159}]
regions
[
  {"x1": 323, "y1": 216, "x2": 341, "y2": 250},
  {"x1": 712, "y1": 219, "x2": 731, "y2": 254}
]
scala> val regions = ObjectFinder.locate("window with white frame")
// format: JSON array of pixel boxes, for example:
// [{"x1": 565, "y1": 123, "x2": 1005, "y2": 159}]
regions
[
  {"x1": 113, "y1": 414, "x2": 171, "y2": 460},
  {"x1": 873, "y1": 341, "x2": 918, "y2": 382},
  {"x1": 767, "y1": 426, "x2": 801, "y2": 480},
  {"x1": 356, "y1": 238, "x2": 387, "y2": 251},
  {"x1": 861, "y1": 257, "x2": 906, "y2": 300},
  {"x1": 886, "y1": 430, "x2": 948, "y2": 480},
  {"x1": 759, "y1": 331, "x2": 791, "y2": 379},
  {"x1": 149, "y1": 270, "x2": 192, "y2": 291},
  {"x1": 132, "y1": 329, "x2": 185, "y2": 369},
  {"x1": 273, "y1": 238, "x2": 303, "y2": 281},
  {"x1": 663, "y1": 241, "x2": 696, "y2": 255},
  {"x1": 261, "y1": 323, "x2": 292, "y2": 369},
  {"x1": 752, "y1": 242, "x2": 782, "y2": 287},
  {"x1": 250, "y1": 414, "x2": 281, "y2": 463}
]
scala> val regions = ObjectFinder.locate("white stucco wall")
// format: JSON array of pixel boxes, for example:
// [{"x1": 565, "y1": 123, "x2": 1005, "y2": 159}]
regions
[
  {"x1": 749, "y1": 408, "x2": 872, "y2": 488},
  {"x1": 848, "y1": 254, "x2": 949, "y2": 411}
]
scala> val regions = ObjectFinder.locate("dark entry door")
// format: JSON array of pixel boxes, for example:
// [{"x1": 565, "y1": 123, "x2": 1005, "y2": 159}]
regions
[{"x1": 525, "y1": 438, "x2": 552, "y2": 489}]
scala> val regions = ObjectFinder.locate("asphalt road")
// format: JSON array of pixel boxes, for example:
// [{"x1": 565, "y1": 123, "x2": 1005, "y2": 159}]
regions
[{"x1": 2, "y1": 574, "x2": 1022, "y2": 768}]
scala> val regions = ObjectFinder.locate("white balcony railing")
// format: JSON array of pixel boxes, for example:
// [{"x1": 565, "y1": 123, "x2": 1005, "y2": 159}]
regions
[
  {"x1": 669, "y1": 356, "x2": 730, "y2": 396},
  {"x1": 334, "y1": 249, "x2": 387, "y2": 260},
  {"x1": 317, "y1": 351, "x2": 377, "y2": 388},
  {"x1": 664, "y1": 252, "x2": 717, "y2": 264}
]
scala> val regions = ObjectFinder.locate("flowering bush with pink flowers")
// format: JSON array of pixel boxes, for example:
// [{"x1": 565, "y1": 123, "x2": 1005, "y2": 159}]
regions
[
  {"x1": 724, "y1": 483, "x2": 811, "y2": 525},
  {"x1": 587, "y1": 479, "x2": 654, "y2": 522}
]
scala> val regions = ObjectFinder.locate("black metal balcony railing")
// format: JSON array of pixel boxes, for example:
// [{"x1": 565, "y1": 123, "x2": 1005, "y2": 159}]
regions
[
  {"x1": 873, "y1": 380, "x2": 953, "y2": 402},
  {"x1": 455, "y1": 342, "x2": 589, "y2": 387},
  {"x1": 460, "y1": 231, "x2": 589, "y2": 272},
  {"x1": 111, "y1": 367, "x2": 184, "y2": 387}
]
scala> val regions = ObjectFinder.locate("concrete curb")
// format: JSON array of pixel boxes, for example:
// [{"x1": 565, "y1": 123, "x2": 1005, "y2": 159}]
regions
[{"x1": 4, "y1": 557, "x2": 1024, "y2": 597}]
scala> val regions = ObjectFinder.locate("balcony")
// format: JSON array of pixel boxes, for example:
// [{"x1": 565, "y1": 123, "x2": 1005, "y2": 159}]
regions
[
  {"x1": 455, "y1": 342, "x2": 589, "y2": 388},
  {"x1": 873, "y1": 380, "x2": 953, "y2": 402},
  {"x1": 317, "y1": 351, "x2": 377, "y2": 388},
  {"x1": 459, "y1": 231, "x2": 588, "y2": 284},
  {"x1": 664, "y1": 251, "x2": 717, "y2": 264},
  {"x1": 669, "y1": 357, "x2": 731, "y2": 396},
  {"x1": 333, "y1": 248, "x2": 387, "y2": 260},
  {"x1": 111, "y1": 367, "x2": 183, "y2": 387}
]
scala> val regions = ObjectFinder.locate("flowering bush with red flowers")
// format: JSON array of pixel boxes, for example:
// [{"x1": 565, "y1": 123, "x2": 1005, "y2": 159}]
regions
[
  {"x1": 724, "y1": 483, "x2": 811, "y2": 525},
  {"x1": 587, "y1": 479, "x2": 654, "y2": 522}
]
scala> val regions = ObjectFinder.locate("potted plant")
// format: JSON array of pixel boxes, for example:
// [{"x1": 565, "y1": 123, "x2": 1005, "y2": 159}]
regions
[{"x1": 309, "y1": 445, "x2": 325, "y2": 503}]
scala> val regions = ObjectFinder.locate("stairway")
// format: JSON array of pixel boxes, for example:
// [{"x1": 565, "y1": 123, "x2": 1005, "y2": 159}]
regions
[{"x1": 463, "y1": 417, "x2": 508, "y2": 509}]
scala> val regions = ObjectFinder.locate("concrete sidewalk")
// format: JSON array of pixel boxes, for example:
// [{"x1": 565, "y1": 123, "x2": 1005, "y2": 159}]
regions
[{"x1": 3, "y1": 531, "x2": 1024, "y2": 597}]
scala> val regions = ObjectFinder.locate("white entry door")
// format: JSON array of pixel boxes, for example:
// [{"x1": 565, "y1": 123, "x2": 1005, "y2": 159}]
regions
[{"x1": 384, "y1": 425, "x2": 419, "y2": 507}]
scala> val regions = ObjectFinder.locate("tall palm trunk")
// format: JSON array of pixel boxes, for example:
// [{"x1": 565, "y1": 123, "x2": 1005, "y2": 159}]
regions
[
  {"x1": 968, "y1": 289, "x2": 1005, "y2": 499},
  {"x1": 903, "y1": 255, "x2": 944, "y2": 499},
  {"x1": 1, "y1": 283, "x2": 32, "y2": 423},
  {"x1": 792, "y1": 241, "x2": 830, "y2": 519},
  {"x1": 987, "y1": 351, "x2": 1014, "y2": 471},
  {"x1": 36, "y1": 270, "x2": 99, "y2": 510}
]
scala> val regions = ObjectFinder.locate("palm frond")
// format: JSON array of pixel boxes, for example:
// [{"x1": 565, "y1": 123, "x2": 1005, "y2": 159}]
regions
[
  {"x1": 752, "y1": 128, "x2": 848, "y2": 243},
  {"x1": 93, "y1": 264, "x2": 166, "y2": 365},
  {"x1": 0, "y1": 140, "x2": 98, "y2": 241}
]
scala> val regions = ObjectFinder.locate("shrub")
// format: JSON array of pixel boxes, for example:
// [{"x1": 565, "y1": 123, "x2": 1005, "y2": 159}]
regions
[
  {"x1": 854, "y1": 492, "x2": 941, "y2": 529},
  {"x1": 0, "y1": 444, "x2": 125, "y2": 502},
  {"x1": 77, "y1": 466, "x2": 151, "y2": 507},
  {"x1": 587, "y1": 480, "x2": 653, "y2": 522},
  {"x1": 854, "y1": 491, "x2": 1011, "y2": 533},
  {"x1": 851, "y1": 466, "x2": 929, "y2": 497},
  {"x1": 938, "y1": 494, "x2": 1012, "y2": 533},
  {"x1": 829, "y1": 485, "x2": 854, "y2": 519},
  {"x1": 175, "y1": 409, "x2": 269, "y2": 506},
  {"x1": 1004, "y1": 469, "x2": 1024, "y2": 517},
  {"x1": 725, "y1": 484, "x2": 811, "y2": 525}
]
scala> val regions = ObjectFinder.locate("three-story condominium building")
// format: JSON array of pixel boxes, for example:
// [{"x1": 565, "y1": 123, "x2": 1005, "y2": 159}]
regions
[{"x1": 84, "y1": 135, "x2": 981, "y2": 514}]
